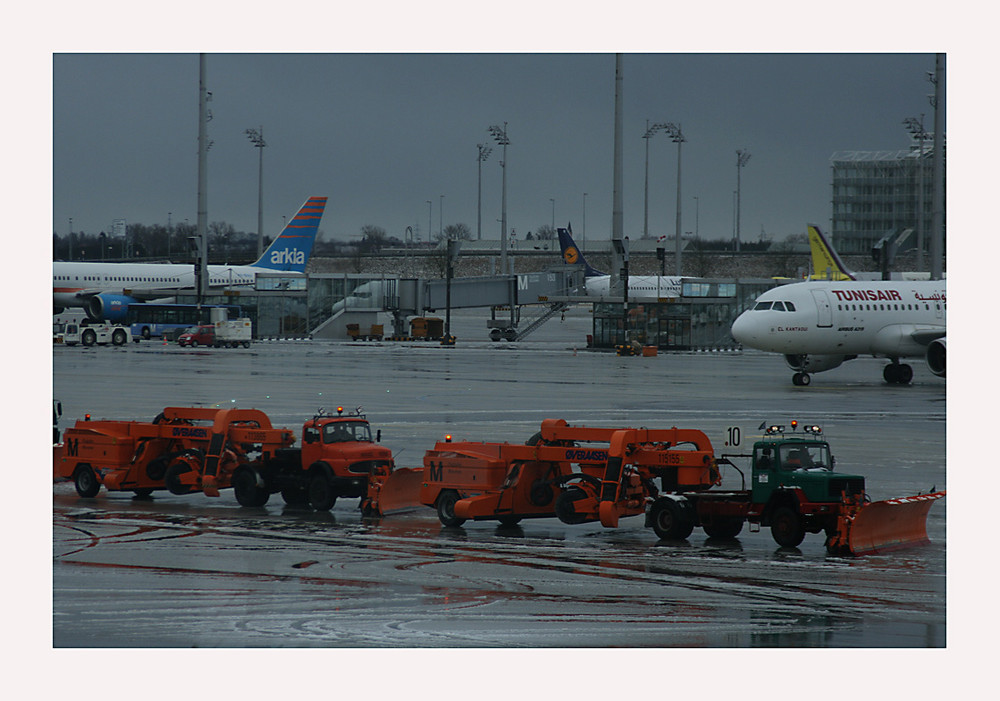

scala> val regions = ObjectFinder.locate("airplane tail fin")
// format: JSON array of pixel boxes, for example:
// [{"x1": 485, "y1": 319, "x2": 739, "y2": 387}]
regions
[
  {"x1": 251, "y1": 196, "x2": 328, "y2": 272},
  {"x1": 807, "y1": 224, "x2": 855, "y2": 281},
  {"x1": 557, "y1": 223, "x2": 605, "y2": 277}
]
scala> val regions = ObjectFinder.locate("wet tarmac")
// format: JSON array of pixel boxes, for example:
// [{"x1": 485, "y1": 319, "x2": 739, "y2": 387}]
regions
[{"x1": 52, "y1": 309, "x2": 948, "y2": 650}]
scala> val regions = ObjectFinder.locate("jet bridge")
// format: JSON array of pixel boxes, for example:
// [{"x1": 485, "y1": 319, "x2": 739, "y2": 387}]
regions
[{"x1": 308, "y1": 269, "x2": 581, "y2": 340}]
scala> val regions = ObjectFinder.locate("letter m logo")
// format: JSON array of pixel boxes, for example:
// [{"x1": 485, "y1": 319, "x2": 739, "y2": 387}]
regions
[
  {"x1": 429, "y1": 461, "x2": 443, "y2": 482},
  {"x1": 67, "y1": 438, "x2": 79, "y2": 457}
]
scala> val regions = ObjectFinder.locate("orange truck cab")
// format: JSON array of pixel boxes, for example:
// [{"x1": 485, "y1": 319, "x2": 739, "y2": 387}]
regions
[{"x1": 248, "y1": 407, "x2": 400, "y2": 513}]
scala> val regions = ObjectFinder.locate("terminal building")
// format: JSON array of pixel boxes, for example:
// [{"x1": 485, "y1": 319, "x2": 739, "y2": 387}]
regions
[
  {"x1": 176, "y1": 270, "x2": 778, "y2": 351},
  {"x1": 829, "y1": 144, "x2": 944, "y2": 255}
]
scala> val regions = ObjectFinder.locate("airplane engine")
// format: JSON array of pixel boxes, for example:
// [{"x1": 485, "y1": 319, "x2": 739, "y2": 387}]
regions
[
  {"x1": 86, "y1": 294, "x2": 137, "y2": 322},
  {"x1": 926, "y1": 338, "x2": 946, "y2": 377},
  {"x1": 784, "y1": 354, "x2": 851, "y2": 374}
]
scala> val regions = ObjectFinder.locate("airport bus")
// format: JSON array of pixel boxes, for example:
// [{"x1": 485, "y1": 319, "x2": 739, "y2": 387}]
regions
[{"x1": 126, "y1": 303, "x2": 243, "y2": 340}]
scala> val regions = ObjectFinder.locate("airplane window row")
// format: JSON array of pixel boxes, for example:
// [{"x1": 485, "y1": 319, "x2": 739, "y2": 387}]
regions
[
  {"x1": 837, "y1": 303, "x2": 944, "y2": 312},
  {"x1": 55, "y1": 275, "x2": 183, "y2": 283},
  {"x1": 753, "y1": 301, "x2": 797, "y2": 311}
]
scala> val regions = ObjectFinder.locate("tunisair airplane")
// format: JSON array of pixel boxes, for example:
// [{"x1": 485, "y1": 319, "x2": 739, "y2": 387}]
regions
[
  {"x1": 730, "y1": 279, "x2": 946, "y2": 385},
  {"x1": 53, "y1": 196, "x2": 327, "y2": 322}
]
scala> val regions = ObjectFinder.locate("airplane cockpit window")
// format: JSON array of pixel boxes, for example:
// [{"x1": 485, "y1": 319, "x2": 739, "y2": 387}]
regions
[
  {"x1": 772, "y1": 301, "x2": 786, "y2": 311},
  {"x1": 753, "y1": 301, "x2": 772, "y2": 311},
  {"x1": 784, "y1": 301, "x2": 796, "y2": 311}
]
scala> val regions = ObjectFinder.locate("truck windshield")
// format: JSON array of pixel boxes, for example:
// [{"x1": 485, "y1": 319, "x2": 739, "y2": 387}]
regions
[
  {"x1": 778, "y1": 443, "x2": 831, "y2": 470},
  {"x1": 322, "y1": 420, "x2": 372, "y2": 443}
]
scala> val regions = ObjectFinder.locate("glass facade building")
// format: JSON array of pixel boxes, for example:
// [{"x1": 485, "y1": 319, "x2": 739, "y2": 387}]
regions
[{"x1": 830, "y1": 146, "x2": 944, "y2": 255}]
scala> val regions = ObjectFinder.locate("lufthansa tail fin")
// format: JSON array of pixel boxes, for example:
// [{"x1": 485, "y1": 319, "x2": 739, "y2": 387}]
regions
[
  {"x1": 251, "y1": 196, "x2": 328, "y2": 272},
  {"x1": 557, "y1": 224, "x2": 605, "y2": 277},
  {"x1": 807, "y1": 224, "x2": 856, "y2": 281}
]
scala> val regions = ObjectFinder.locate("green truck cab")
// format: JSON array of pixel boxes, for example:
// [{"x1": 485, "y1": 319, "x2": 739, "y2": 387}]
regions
[{"x1": 746, "y1": 423, "x2": 866, "y2": 546}]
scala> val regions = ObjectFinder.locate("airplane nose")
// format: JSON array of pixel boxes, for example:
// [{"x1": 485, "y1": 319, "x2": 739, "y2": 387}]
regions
[{"x1": 731, "y1": 312, "x2": 754, "y2": 345}]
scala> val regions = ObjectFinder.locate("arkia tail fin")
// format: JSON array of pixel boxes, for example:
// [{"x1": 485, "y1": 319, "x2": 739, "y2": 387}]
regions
[
  {"x1": 557, "y1": 224, "x2": 605, "y2": 277},
  {"x1": 807, "y1": 224, "x2": 856, "y2": 281},
  {"x1": 251, "y1": 196, "x2": 328, "y2": 272}
]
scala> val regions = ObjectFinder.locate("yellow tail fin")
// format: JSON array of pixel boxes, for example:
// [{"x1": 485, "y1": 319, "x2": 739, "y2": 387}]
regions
[{"x1": 807, "y1": 224, "x2": 855, "y2": 280}]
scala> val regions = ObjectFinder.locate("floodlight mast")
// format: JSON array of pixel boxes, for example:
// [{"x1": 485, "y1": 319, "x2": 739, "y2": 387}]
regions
[
  {"x1": 735, "y1": 149, "x2": 751, "y2": 253},
  {"x1": 642, "y1": 121, "x2": 667, "y2": 239},
  {"x1": 488, "y1": 123, "x2": 510, "y2": 273},
  {"x1": 196, "y1": 54, "x2": 210, "y2": 315},
  {"x1": 477, "y1": 144, "x2": 492, "y2": 240},
  {"x1": 903, "y1": 115, "x2": 928, "y2": 272},
  {"x1": 245, "y1": 126, "x2": 267, "y2": 258},
  {"x1": 663, "y1": 123, "x2": 685, "y2": 275}
]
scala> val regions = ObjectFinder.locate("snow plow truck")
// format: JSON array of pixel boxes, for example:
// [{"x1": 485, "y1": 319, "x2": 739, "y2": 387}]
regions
[
  {"x1": 53, "y1": 406, "x2": 422, "y2": 516},
  {"x1": 417, "y1": 419, "x2": 944, "y2": 556}
]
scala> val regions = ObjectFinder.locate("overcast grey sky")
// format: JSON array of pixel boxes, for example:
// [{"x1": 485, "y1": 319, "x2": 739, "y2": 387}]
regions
[{"x1": 53, "y1": 51, "x2": 939, "y2": 248}]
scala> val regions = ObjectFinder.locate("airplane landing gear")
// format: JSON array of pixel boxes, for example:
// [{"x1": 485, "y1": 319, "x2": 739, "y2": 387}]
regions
[
  {"x1": 883, "y1": 362, "x2": 914, "y2": 384},
  {"x1": 792, "y1": 372, "x2": 811, "y2": 386}
]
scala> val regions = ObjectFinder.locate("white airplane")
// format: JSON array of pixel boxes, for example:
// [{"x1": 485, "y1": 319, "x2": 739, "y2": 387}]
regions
[
  {"x1": 731, "y1": 279, "x2": 946, "y2": 385},
  {"x1": 53, "y1": 196, "x2": 327, "y2": 321},
  {"x1": 557, "y1": 226, "x2": 684, "y2": 299}
]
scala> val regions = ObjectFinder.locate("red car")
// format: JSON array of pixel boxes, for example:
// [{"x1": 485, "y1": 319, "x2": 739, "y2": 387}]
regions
[{"x1": 177, "y1": 325, "x2": 215, "y2": 347}]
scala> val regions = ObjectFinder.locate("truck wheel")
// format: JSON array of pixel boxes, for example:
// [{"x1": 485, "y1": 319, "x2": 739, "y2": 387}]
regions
[
  {"x1": 308, "y1": 473, "x2": 338, "y2": 511},
  {"x1": 703, "y1": 518, "x2": 744, "y2": 539},
  {"x1": 649, "y1": 498, "x2": 694, "y2": 540},
  {"x1": 554, "y1": 487, "x2": 588, "y2": 525},
  {"x1": 242, "y1": 341, "x2": 251, "y2": 348},
  {"x1": 497, "y1": 515, "x2": 522, "y2": 527},
  {"x1": 436, "y1": 490, "x2": 466, "y2": 527},
  {"x1": 190, "y1": 340, "x2": 199, "y2": 348},
  {"x1": 771, "y1": 507, "x2": 806, "y2": 548},
  {"x1": 233, "y1": 468, "x2": 270, "y2": 507},
  {"x1": 82, "y1": 329, "x2": 96, "y2": 347},
  {"x1": 74, "y1": 465, "x2": 100, "y2": 498},
  {"x1": 165, "y1": 462, "x2": 194, "y2": 495},
  {"x1": 112, "y1": 329, "x2": 127, "y2": 346},
  {"x1": 132, "y1": 488, "x2": 155, "y2": 499}
]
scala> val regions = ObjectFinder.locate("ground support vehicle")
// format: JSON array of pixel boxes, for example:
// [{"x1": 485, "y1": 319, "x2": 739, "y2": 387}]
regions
[
  {"x1": 178, "y1": 318, "x2": 252, "y2": 348},
  {"x1": 418, "y1": 419, "x2": 944, "y2": 556},
  {"x1": 62, "y1": 322, "x2": 131, "y2": 347},
  {"x1": 52, "y1": 406, "x2": 421, "y2": 515},
  {"x1": 418, "y1": 419, "x2": 719, "y2": 528},
  {"x1": 53, "y1": 407, "x2": 294, "y2": 498},
  {"x1": 246, "y1": 407, "x2": 422, "y2": 515},
  {"x1": 644, "y1": 422, "x2": 945, "y2": 555}
]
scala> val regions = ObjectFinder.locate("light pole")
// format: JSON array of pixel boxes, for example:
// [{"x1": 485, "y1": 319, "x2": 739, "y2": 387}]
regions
[
  {"x1": 642, "y1": 121, "x2": 667, "y2": 238},
  {"x1": 663, "y1": 123, "x2": 685, "y2": 275},
  {"x1": 244, "y1": 126, "x2": 266, "y2": 258},
  {"x1": 735, "y1": 149, "x2": 751, "y2": 253},
  {"x1": 693, "y1": 196, "x2": 699, "y2": 239},
  {"x1": 903, "y1": 115, "x2": 928, "y2": 272},
  {"x1": 488, "y1": 122, "x2": 510, "y2": 274},
  {"x1": 477, "y1": 144, "x2": 492, "y2": 240}
]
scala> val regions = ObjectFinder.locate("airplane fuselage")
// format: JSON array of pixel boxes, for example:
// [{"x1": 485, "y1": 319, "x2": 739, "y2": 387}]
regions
[
  {"x1": 52, "y1": 261, "x2": 267, "y2": 308},
  {"x1": 732, "y1": 280, "x2": 946, "y2": 358},
  {"x1": 582, "y1": 274, "x2": 684, "y2": 300}
]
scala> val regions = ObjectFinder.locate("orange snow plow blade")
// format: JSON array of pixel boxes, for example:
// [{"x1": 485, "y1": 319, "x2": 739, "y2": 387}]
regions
[
  {"x1": 845, "y1": 491, "x2": 946, "y2": 556},
  {"x1": 371, "y1": 467, "x2": 425, "y2": 515}
]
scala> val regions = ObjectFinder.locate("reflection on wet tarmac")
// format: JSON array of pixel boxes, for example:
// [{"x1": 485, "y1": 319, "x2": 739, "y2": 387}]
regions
[{"x1": 54, "y1": 485, "x2": 944, "y2": 647}]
